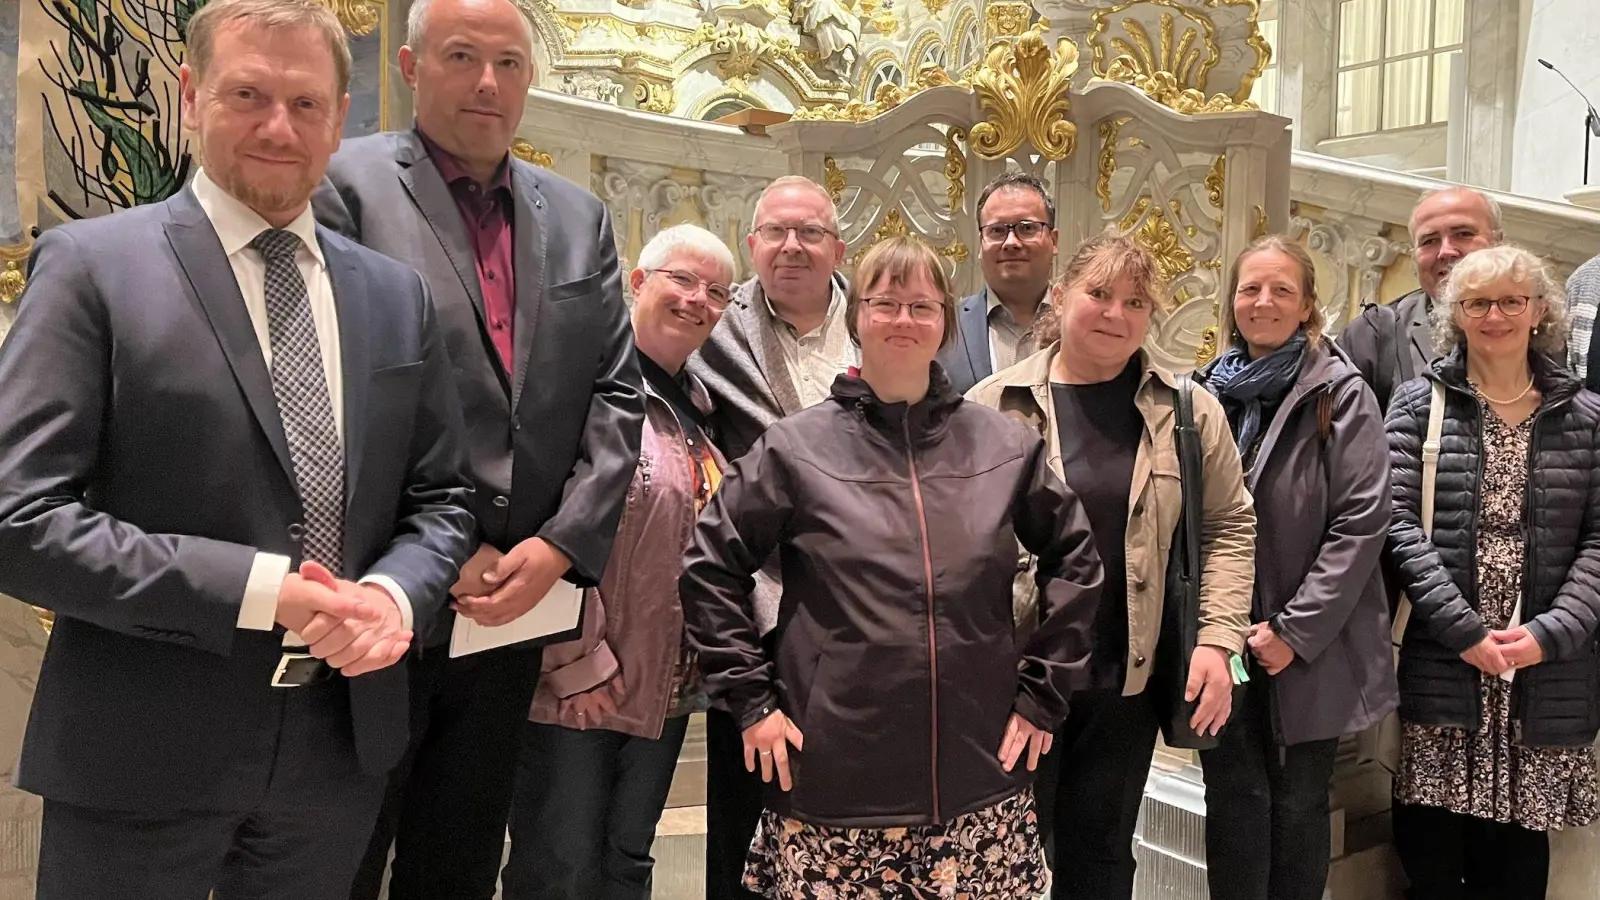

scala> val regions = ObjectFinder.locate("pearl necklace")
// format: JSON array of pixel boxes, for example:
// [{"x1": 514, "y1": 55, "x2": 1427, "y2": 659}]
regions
[{"x1": 1471, "y1": 377, "x2": 1536, "y2": 405}]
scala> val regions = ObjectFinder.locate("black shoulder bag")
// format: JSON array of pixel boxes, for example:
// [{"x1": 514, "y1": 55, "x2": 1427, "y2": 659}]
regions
[{"x1": 1150, "y1": 375, "x2": 1236, "y2": 750}]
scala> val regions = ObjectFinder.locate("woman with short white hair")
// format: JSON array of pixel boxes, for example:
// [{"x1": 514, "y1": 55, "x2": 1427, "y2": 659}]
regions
[
  {"x1": 1386, "y1": 244, "x2": 1600, "y2": 900},
  {"x1": 502, "y1": 224, "x2": 738, "y2": 900}
]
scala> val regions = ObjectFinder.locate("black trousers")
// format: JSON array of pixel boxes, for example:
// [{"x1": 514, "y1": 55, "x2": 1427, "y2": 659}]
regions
[
  {"x1": 1392, "y1": 801, "x2": 1550, "y2": 900},
  {"x1": 349, "y1": 642, "x2": 544, "y2": 900},
  {"x1": 38, "y1": 683, "x2": 385, "y2": 900},
  {"x1": 705, "y1": 706, "x2": 766, "y2": 900},
  {"x1": 1033, "y1": 688, "x2": 1161, "y2": 900},
  {"x1": 1199, "y1": 679, "x2": 1340, "y2": 900},
  {"x1": 501, "y1": 715, "x2": 690, "y2": 899}
]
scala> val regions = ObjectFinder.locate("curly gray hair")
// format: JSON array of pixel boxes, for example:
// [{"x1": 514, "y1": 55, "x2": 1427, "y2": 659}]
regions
[{"x1": 1430, "y1": 244, "x2": 1568, "y2": 355}]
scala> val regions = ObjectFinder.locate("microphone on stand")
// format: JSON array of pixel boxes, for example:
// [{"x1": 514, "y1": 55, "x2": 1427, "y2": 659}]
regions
[{"x1": 1538, "y1": 58, "x2": 1600, "y2": 185}]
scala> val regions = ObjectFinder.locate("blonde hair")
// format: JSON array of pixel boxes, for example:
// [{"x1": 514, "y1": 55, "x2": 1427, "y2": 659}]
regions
[
  {"x1": 1036, "y1": 231, "x2": 1167, "y2": 342},
  {"x1": 1223, "y1": 235, "x2": 1325, "y2": 347},
  {"x1": 845, "y1": 236, "x2": 958, "y2": 349},
  {"x1": 1431, "y1": 245, "x2": 1568, "y2": 355},
  {"x1": 187, "y1": 0, "x2": 352, "y2": 96}
]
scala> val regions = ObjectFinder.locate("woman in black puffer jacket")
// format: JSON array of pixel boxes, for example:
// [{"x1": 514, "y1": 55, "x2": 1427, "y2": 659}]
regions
[{"x1": 1385, "y1": 245, "x2": 1600, "y2": 900}]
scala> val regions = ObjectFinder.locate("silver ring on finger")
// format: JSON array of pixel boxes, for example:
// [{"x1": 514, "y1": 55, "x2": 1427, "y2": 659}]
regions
[{"x1": 759, "y1": 749, "x2": 773, "y2": 756}]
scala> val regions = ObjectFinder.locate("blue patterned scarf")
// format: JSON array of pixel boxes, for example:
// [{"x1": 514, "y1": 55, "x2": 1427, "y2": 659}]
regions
[{"x1": 1207, "y1": 331, "x2": 1308, "y2": 455}]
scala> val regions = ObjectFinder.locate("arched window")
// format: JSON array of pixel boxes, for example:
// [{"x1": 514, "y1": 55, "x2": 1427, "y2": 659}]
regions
[
  {"x1": 865, "y1": 60, "x2": 906, "y2": 100},
  {"x1": 920, "y1": 43, "x2": 947, "y2": 72},
  {"x1": 956, "y1": 22, "x2": 979, "y2": 71},
  {"x1": 701, "y1": 97, "x2": 754, "y2": 122}
]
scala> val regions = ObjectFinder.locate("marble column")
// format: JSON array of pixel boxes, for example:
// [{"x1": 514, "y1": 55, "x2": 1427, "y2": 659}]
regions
[
  {"x1": 1275, "y1": 0, "x2": 1337, "y2": 151},
  {"x1": 1457, "y1": 0, "x2": 1519, "y2": 190}
]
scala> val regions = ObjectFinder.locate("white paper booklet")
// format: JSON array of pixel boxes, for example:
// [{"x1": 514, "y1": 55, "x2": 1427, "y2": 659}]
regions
[{"x1": 448, "y1": 580, "x2": 584, "y2": 658}]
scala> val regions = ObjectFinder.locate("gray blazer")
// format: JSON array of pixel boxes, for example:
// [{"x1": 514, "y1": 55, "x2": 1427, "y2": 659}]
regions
[
  {"x1": 936, "y1": 290, "x2": 993, "y2": 396},
  {"x1": 1336, "y1": 288, "x2": 1434, "y2": 413},
  {"x1": 0, "y1": 188, "x2": 477, "y2": 811},
  {"x1": 315, "y1": 131, "x2": 644, "y2": 644}
]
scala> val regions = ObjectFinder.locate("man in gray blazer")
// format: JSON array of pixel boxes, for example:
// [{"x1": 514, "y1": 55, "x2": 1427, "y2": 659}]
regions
[
  {"x1": 687, "y1": 174, "x2": 855, "y2": 900},
  {"x1": 1337, "y1": 186, "x2": 1502, "y2": 411},
  {"x1": 0, "y1": 1, "x2": 477, "y2": 896},
  {"x1": 313, "y1": 0, "x2": 644, "y2": 897},
  {"x1": 937, "y1": 171, "x2": 1060, "y2": 394}
]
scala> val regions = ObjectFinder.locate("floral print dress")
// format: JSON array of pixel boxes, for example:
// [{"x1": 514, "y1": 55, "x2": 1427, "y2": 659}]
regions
[
  {"x1": 742, "y1": 788, "x2": 1047, "y2": 899},
  {"x1": 1395, "y1": 397, "x2": 1600, "y2": 831}
]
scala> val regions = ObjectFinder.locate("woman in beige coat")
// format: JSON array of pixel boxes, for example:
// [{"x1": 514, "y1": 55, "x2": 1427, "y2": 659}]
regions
[{"x1": 968, "y1": 232, "x2": 1256, "y2": 900}]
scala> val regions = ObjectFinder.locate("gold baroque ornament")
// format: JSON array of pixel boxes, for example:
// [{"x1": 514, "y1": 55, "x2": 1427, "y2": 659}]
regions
[
  {"x1": 1206, "y1": 154, "x2": 1226, "y2": 209},
  {"x1": 633, "y1": 80, "x2": 676, "y2": 114},
  {"x1": 318, "y1": 0, "x2": 381, "y2": 35},
  {"x1": 939, "y1": 239, "x2": 970, "y2": 264},
  {"x1": 823, "y1": 157, "x2": 847, "y2": 203},
  {"x1": 922, "y1": 0, "x2": 951, "y2": 17},
  {"x1": 511, "y1": 140, "x2": 555, "y2": 169},
  {"x1": 0, "y1": 243, "x2": 29, "y2": 305},
  {"x1": 1096, "y1": 117, "x2": 1130, "y2": 213},
  {"x1": 944, "y1": 127, "x2": 967, "y2": 213},
  {"x1": 1252, "y1": 204, "x2": 1270, "y2": 239},
  {"x1": 1119, "y1": 196, "x2": 1193, "y2": 285},
  {"x1": 968, "y1": 27, "x2": 1080, "y2": 162},
  {"x1": 984, "y1": 0, "x2": 1032, "y2": 40}
]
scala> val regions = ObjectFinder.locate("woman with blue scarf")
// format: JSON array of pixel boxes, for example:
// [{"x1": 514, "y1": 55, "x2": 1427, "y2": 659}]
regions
[{"x1": 1194, "y1": 236, "x2": 1398, "y2": 900}]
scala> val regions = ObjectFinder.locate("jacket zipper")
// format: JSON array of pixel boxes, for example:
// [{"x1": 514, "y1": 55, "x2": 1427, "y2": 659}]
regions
[
  {"x1": 1440, "y1": 379, "x2": 1570, "y2": 738},
  {"x1": 903, "y1": 415, "x2": 942, "y2": 824}
]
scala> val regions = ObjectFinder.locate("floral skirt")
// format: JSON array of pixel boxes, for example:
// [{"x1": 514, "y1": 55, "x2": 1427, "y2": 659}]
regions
[{"x1": 742, "y1": 788, "x2": 1046, "y2": 899}]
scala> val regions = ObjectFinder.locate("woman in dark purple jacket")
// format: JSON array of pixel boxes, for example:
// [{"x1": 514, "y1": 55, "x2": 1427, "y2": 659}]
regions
[
  {"x1": 1195, "y1": 236, "x2": 1398, "y2": 900},
  {"x1": 680, "y1": 236, "x2": 1104, "y2": 899}
]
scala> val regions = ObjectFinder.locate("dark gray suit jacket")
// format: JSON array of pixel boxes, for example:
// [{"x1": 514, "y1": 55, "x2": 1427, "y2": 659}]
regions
[
  {"x1": 0, "y1": 188, "x2": 477, "y2": 812},
  {"x1": 314, "y1": 131, "x2": 644, "y2": 645},
  {"x1": 936, "y1": 290, "x2": 993, "y2": 396},
  {"x1": 1335, "y1": 288, "x2": 1434, "y2": 413}
]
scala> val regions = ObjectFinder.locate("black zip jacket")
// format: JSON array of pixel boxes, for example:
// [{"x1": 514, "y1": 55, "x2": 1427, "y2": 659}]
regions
[
  {"x1": 1386, "y1": 349, "x2": 1600, "y2": 748},
  {"x1": 680, "y1": 364, "x2": 1104, "y2": 827}
]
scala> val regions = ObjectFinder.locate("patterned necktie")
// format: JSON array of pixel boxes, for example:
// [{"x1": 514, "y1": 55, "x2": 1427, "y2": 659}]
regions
[{"x1": 252, "y1": 229, "x2": 345, "y2": 574}]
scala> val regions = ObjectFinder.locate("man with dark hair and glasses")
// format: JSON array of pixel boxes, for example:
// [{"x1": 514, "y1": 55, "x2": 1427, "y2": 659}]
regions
[
  {"x1": 687, "y1": 173, "x2": 855, "y2": 900},
  {"x1": 939, "y1": 171, "x2": 1061, "y2": 394}
]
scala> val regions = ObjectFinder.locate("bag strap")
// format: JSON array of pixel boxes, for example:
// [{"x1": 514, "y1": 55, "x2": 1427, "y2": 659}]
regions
[
  {"x1": 1421, "y1": 379, "x2": 1444, "y2": 538},
  {"x1": 1393, "y1": 379, "x2": 1445, "y2": 648},
  {"x1": 1172, "y1": 376, "x2": 1204, "y2": 584}
]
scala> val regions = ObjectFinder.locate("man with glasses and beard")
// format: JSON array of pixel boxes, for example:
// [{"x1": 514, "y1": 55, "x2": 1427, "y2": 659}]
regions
[
  {"x1": 687, "y1": 174, "x2": 855, "y2": 900},
  {"x1": 939, "y1": 172, "x2": 1061, "y2": 394}
]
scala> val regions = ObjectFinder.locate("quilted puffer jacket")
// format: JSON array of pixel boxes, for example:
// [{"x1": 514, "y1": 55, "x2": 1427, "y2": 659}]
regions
[{"x1": 1385, "y1": 349, "x2": 1600, "y2": 748}]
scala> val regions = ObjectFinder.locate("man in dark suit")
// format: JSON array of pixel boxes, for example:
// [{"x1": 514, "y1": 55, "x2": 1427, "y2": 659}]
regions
[
  {"x1": 0, "y1": 2, "x2": 477, "y2": 897},
  {"x1": 1337, "y1": 185, "x2": 1502, "y2": 411},
  {"x1": 938, "y1": 171, "x2": 1060, "y2": 394},
  {"x1": 313, "y1": 0, "x2": 644, "y2": 896}
]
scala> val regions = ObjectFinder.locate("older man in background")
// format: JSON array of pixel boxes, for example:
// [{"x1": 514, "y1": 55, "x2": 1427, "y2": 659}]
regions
[{"x1": 1338, "y1": 186, "x2": 1503, "y2": 410}]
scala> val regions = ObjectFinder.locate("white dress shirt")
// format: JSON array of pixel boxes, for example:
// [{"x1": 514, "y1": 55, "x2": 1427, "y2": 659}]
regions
[{"x1": 190, "y1": 170, "x2": 413, "y2": 636}]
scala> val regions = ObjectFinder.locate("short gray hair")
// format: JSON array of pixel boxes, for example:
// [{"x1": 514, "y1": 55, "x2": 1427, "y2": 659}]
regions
[
  {"x1": 750, "y1": 175, "x2": 840, "y2": 233},
  {"x1": 636, "y1": 224, "x2": 738, "y2": 284},
  {"x1": 1431, "y1": 244, "x2": 1568, "y2": 354},
  {"x1": 406, "y1": 0, "x2": 535, "y2": 52},
  {"x1": 1409, "y1": 185, "x2": 1505, "y2": 242}
]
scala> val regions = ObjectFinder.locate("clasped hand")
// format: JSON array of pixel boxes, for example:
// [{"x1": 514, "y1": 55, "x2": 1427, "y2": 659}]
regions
[
  {"x1": 1461, "y1": 626, "x2": 1545, "y2": 676},
  {"x1": 449, "y1": 538, "x2": 571, "y2": 627},
  {"x1": 275, "y1": 561, "x2": 411, "y2": 677}
]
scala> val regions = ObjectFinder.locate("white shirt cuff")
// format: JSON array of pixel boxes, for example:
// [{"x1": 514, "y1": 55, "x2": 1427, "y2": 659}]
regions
[
  {"x1": 239, "y1": 553, "x2": 291, "y2": 630},
  {"x1": 359, "y1": 574, "x2": 415, "y2": 632}
]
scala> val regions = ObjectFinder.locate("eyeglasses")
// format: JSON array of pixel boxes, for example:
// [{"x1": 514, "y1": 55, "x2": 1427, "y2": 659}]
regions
[
  {"x1": 648, "y1": 268, "x2": 732, "y2": 309},
  {"x1": 1460, "y1": 294, "x2": 1531, "y2": 318},
  {"x1": 864, "y1": 297, "x2": 945, "y2": 325},
  {"x1": 979, "y1": 220, "x2": 1050, "y2": 245},
  {"x1": 751, "y1": 224, "x2": 838, "y2": 246}
]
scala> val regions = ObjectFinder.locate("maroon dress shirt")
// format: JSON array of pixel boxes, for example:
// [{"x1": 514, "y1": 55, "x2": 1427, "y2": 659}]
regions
[{"x1": 419, "y1": 129, "x2": 517, "y2": 373}]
